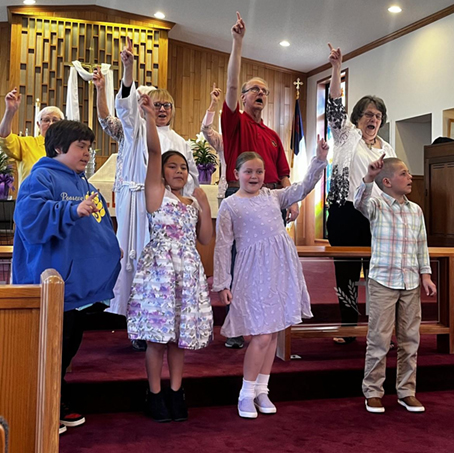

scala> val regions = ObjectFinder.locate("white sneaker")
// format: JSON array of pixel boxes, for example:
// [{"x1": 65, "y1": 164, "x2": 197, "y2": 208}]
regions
[
  {"x1": 238, "y1": 397, "x2": 258, "y2": 419},
  {"x1": 398, "y1": 396, "x2": 425, "y2": 413},
  {"x1": 254, "y1": 393, "x2": 277, "y2": 414}
]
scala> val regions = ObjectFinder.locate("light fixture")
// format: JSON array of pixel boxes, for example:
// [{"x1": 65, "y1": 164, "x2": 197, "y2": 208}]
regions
[
  {"x1": 280, "y1": 40, "x2": 290, "y2": 47},
  {"x1": 388, "y1": 6, "x2": 402, "y2": 13},
  {"x1": 23, "y1": 0, "x2": 36, "y2": 4},
  {"x1": 154, "y1": 12, "x2": 166, "y2": 20}
]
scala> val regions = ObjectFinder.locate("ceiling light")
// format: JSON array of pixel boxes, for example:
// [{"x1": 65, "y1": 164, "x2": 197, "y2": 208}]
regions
[
  {"x1": 280, "y1": 41, "x2": 290, "y2": 47},
  {"x1": 154, "y1": 12, "x2": 166, "y2": 19},
  {"x1": 388, "y1": 6, "x2": 402, "y2": 13},
  {"x1": 23, "y1": 0, "x2": 36, "y2": 4}
]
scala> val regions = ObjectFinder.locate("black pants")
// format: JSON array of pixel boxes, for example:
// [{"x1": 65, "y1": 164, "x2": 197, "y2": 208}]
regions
[
  {"x1": 327, "y1": 202, "x2": 371, "y2": 325},
  {"x1": 61, "y1": 303, "x2": 106, "y2": 403}
]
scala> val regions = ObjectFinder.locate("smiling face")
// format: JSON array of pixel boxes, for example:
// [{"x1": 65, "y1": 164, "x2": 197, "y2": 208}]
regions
[
  {"x1": 234, "y1": 157, "x2": 265, "y2": 196},
  {"x1": 55, "y1": 140, "x2": 92, "y2": 173},
  {"x1": 241, "y1": 78, "x2": 269, "y2": 115},
  {"x1": 163, "y1": 153, "x2": 189, "y2": 191},
  {"x1": 148, "y1": 89, "x2": 175, "y2": 128},
  {"x1": 357, "y1": 103, "x2": 383, "y2": 143}
]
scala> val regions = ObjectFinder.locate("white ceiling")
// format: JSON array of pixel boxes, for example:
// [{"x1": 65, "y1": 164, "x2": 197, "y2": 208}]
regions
[{"x1": 1, "y1": 0, "x2": 454, "y2": 72}]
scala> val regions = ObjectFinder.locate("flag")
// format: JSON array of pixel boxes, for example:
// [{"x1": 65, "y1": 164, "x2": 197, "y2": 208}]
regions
[
  {"x1": 291, "y1": 98, "x2": 303, "y2": 156},
  {"x1": 290, "y1": 97, "x2": 307, "y2": 183}
]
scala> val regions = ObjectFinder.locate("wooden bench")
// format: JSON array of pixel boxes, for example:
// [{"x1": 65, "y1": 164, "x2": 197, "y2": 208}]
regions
[
  {"x1": 276, "y1": 246, "x2": 454, "y2": 361},
  {"x1": 0, "y1": 260, "x2": 64, "y2": 453}
]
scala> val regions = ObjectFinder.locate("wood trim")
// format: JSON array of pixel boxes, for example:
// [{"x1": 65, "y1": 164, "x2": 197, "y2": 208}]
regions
[
  {"x1": 306, "y1": 4, "x2": 454, "y2": 77},
  {"x1": 7, "y1": 5, "x2": 175, "y2": 30},
  {"x1": 35, "y1": 269, "x2": 64, "y2": 453}
]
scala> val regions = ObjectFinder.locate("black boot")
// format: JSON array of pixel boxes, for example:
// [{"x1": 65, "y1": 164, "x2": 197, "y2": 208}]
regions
[
  {"x1": 169, "y1": 387, "x2": 188, "y2": 422},
  {"x1": 145, "y1": 389, "x2": 171, "y2": 422}
]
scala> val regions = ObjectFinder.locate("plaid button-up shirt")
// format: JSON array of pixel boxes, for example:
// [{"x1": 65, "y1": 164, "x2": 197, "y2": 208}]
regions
[{"x1": 354, "y1": 181, "x2": 431, "y2": 290}]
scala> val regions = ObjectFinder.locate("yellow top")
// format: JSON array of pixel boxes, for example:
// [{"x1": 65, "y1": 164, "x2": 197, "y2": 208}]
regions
[{"x1": 0, "y1": 133, "x2": 45, "y2": 187}]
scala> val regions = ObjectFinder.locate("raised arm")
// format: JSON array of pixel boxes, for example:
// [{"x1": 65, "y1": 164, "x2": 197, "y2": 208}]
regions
[
  {"x1": 141, "y1": 95, "x2": 164, "y2": 213},
  {"x1": 328, "y1": 43, "x2": 342, "y2": 99},
  {"x1": 202, "y1": 83, "x2": 223, "y2": 152},
  {"x1": 0, "y1": 88, "x2": 21, "y2": 138},
  {"x1": 121, "y1": 36, "x2": 134, "y2": 88},
  {"x1": 93, "y1": 67, "x2": 110, "y2": 120},
  {"x1": 225, "y1": 12, "x2": 245, "y2": 112}
]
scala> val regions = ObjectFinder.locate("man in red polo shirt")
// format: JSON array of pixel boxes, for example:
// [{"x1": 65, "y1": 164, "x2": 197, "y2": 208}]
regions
[
  {"x1": 220, "y1": 12, "x2": 299, "y2": 349},
  {"x1": 222, "y1": 12, "x2": 298, "y2": 219}
]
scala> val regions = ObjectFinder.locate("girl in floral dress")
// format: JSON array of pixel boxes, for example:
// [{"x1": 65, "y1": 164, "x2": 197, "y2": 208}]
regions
[
  {"x1": 127, "y1": 95, "x2": 213, "y2": 423},
  {"x1": 213, "y1": 137, "x2": 328, "y2": 419}
]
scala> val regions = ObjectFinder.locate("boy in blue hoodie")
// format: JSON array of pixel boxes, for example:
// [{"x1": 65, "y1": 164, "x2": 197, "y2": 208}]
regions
[{"x1": 13, "y1": 120, "x2": 121, "y2": 434}]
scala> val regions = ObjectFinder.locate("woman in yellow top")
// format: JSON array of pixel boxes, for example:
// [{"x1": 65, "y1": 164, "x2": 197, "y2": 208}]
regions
[{"x1": 0, "y1": 87, "x2": 64, "y2": 187}]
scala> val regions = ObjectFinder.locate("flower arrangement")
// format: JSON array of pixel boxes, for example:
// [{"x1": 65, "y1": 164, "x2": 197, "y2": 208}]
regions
[
  {"x1": 0, "y1": 151, "x2": 14, "y2": 199},
  {"x1": 191, "y1": 133, "x2": 217, "y2": 184}
]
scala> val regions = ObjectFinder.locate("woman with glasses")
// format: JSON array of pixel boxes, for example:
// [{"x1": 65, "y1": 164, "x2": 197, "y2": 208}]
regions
[
  {"x1": 93, "y1": 38, "x2": 198, "y2": 329},
  {"x1": 326, "y1": 44, "x2": 396, "y2": 344},
  {"x1": 0, "y1": 87, "x2": 64, "y2": 187}
]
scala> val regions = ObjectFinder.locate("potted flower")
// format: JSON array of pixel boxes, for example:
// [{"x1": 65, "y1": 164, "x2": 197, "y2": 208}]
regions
[
  {"x1": 191, "y1": 133, "x2": 218, "y2": 184},
  {"x1": 0, "y1": 151, "x2": 14, "y2": 200}
]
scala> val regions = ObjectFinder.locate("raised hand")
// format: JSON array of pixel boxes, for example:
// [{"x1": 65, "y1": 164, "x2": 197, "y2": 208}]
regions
[
  {"x1": 77, "y1": 192, "x2": 99, "y2": 218},
  {"x1": 231, "y1": 11, "x2": 245, "y2": 41},
  {"x1": 4, "y1": 88, "x2": 21, "y2": 113},
  {"x1": 121, "y1": 36, "x2": 134, "y2": 68},
  {"x1": 365, "y1": 153, "x2": 386, "y2": 183},
  {"x1": 92, "y1": 66, "x2": 105, "y2": 90},
  {"x1": 210, "y1": 83, "x2": 222, "y2": 105},
  {"x1": 139, "y1": 94, "x2": 156, "y2": 118},
  {"x1": 316, "y1": 134, "x2": 329, "y2": 161},
  {"x1": 328, "y1": 43, "x2": 342, "y2": 68}
]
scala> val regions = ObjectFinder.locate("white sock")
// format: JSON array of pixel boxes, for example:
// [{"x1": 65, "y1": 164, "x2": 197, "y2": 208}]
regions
[
  {"x1": 255, "y1": 374, "x2": 270, "y2": 396},
  {"x1": 239, "y1": 378, "x2": 256, "y2": 401}
]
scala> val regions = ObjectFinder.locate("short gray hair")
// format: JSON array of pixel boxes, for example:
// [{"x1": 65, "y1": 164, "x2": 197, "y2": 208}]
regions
[{"x1": 37, "y1": 106, "x2": 64, "y2": 123}]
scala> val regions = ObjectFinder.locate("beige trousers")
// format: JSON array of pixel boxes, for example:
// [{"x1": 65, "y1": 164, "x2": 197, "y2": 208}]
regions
[{"x1": 362, "y1": 278, "x2": 421, "y2": 399}]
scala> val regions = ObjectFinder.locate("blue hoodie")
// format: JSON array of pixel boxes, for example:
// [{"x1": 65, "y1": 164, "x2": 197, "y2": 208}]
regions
[{"x1": 13, "y1": 157, "x2": 121, "y2": 311}]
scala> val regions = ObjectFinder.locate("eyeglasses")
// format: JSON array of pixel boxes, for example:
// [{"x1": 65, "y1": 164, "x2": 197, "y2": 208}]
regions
[
  {"x1": 153, "y1": 102, "x2": 173, "y2": 110},
  {"x1": 363, "y1": 111, "x2": 383, "y2": 121},
  {"x1": 40, "y1": 117, "x2": 62, "y2": 124},
  {"x1": 242, "y1": 86, "x2": 270, "y2": 96}
]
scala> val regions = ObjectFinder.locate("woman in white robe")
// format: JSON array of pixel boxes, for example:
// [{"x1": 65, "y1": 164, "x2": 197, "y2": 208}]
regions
[{"x1": 93, "y1": 39, "x2": 199, "y2": 318}]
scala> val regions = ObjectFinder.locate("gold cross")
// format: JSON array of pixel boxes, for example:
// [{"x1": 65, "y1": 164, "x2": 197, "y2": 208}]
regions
[{"x1": 293, "y1": 78, "x2": 303, "y2": 91}]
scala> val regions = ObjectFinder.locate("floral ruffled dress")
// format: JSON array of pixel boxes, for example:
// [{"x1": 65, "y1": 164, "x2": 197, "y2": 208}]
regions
[{"x1": 127, "y1": 189, "x2": 213, "y2": 350}]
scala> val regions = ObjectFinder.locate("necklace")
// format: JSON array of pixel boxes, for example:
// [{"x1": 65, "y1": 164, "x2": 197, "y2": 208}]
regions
[{"x1": 363, "y1": 138, "x2": 376, "y2": 150}]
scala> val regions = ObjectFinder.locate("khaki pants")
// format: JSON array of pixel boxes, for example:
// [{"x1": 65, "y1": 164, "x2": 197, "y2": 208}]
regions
[{"x1": 362, "y1": 279, "x2": 421, "y2": 399}]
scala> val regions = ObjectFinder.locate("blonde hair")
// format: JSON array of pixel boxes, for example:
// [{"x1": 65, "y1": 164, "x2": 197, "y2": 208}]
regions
[
  {"x1": 147, "y1": 88, "x2": 176, "y2": 126},
  {"x1": 235, "y1": 152, "x2": 264, "y2": 171},
  {"x1": 376, "y1": 158, "x2": 405, "y2": 191}
]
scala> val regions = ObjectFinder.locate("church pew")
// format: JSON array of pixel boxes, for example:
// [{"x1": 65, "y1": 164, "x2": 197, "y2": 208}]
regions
[{"x1": 0, "y1": 265, "x2": 64, "y2": 453}]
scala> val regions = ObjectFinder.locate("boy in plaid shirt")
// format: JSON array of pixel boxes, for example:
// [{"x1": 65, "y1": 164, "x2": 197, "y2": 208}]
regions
[{"x1": 354, "y1": 154, "x2": 436, "y2": 414}]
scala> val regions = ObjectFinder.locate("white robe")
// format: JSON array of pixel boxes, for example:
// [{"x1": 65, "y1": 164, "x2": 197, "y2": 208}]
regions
[{"x1": 106, "y1": 83, "x2": 199, "y2": 316}]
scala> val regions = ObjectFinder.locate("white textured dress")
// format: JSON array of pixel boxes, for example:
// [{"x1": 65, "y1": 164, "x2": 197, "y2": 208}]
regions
[{"x1": 213, "y1": 157, "x2": 327, "y2": 337}]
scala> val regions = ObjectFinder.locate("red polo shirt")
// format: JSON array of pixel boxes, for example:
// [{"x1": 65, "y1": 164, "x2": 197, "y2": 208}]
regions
[{"x1": 221, "y1": 102, "x2": 290, "y2": 184}]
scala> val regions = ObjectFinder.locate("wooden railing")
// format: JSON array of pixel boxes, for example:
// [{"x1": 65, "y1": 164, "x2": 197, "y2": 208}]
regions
[
  {"x1": 276, "y1": 246, "x2": 454, "y2": 361},
  {"x1": 0, "y1": 260, "x2": 64, "y2": 453}
]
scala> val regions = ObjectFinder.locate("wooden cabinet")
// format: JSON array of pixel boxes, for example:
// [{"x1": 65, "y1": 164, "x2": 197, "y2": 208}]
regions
[{"x1": 424, "y1": 141, "x2": 454, "y2": 246}]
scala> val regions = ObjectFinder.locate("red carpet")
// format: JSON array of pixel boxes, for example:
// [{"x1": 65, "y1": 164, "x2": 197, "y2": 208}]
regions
[{"x1": 60, "y1": 390, "x2": 454, "y2": 453}]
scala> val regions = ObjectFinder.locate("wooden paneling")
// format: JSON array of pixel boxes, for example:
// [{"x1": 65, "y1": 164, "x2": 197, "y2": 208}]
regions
[
  {"x1": 8, "y1": 11, "x2": 168, "y2": 158},
  {"x1": 407, "y1": 175, "x2": 424, "y2": 210}
]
